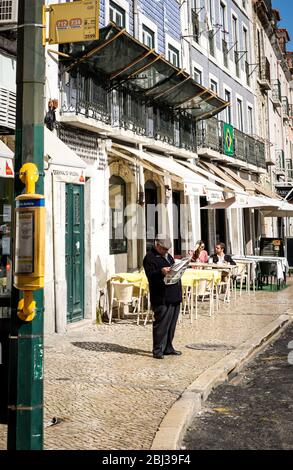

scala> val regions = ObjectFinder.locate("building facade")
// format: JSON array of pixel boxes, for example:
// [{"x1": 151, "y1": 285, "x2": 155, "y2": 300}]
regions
[{"x1": 0, "y1": 0, "x2": 292, "y2": 333}]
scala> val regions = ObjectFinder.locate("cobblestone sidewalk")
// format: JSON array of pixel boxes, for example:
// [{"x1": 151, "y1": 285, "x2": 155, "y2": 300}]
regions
[{"x1": 1, "y1": 282, "x2": 293, "y2": 450}]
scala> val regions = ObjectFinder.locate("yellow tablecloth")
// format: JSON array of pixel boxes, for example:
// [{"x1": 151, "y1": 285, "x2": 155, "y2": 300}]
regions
[
  {"x1": 182, "y1": 269, "x2": 221, "y2": 287},
  {"x1": 111, "y1": 272, "x2": 149, "y2": 292}
]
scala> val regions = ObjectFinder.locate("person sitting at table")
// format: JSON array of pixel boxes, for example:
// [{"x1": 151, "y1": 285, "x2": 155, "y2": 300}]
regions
[
  {"x1": 191, "y1": 240, "x2": 209, "y2": 263},
  {"x1": 210, "y1": 242, "x2": 236, "y2": 265}
]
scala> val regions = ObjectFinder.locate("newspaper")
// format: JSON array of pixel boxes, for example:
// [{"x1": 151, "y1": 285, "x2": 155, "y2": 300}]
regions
[{"x1": 163, "y1": 256, "x2": 192, "y2": 285}]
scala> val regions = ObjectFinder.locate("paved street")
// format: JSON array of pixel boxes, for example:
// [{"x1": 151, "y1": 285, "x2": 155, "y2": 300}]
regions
[
  {"x1": 182, "y1": 323, "x2": 293, "y2": 450},
  {"x1": 1, "y1": 282, "x2": 293, "y2": 450}
]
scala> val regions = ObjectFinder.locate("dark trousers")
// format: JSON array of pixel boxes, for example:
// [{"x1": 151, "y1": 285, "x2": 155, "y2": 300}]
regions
[{"x1": 152, "y1": 303, "x2": 180, "y2": 356}]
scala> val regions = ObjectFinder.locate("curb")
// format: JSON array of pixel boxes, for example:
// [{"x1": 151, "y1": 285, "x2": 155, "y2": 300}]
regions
[{"x1": 151, "y1": 314, "x2": 292, "y2": 450}]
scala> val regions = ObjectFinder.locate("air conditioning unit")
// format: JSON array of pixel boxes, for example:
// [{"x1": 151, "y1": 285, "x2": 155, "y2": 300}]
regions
[{"x1": 0, "y1": 0, "x2": 18, "y2": 24}]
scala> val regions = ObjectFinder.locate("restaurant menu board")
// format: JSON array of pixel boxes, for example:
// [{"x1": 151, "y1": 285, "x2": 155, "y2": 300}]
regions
[
  {"x1": 15, "y1": 211, "x2": 34, "y2": 274},
  {"x1": 260, "y1": 237, "x2": 284, "y2": 257}
]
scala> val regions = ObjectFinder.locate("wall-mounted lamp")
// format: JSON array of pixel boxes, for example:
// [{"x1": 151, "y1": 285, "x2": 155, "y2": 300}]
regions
[
  {"x1": 165, "y1": 185, "x2": 172, "y2": 203},
  {"x1": 137, "y1": 191, "x2": 145, "y2": 206}
]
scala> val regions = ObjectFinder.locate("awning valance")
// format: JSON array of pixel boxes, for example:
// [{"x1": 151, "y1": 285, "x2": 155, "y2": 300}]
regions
[
  {"x1": 61, "y1": 24, "x2": 228, "y2": 120},
  {"x1": 202, "y1": 194, "x2": 282, "y2": 210},
  {"x1": 111, "y1": 144, "x2": 224, "y2": 200},
  {"x1": 177, "y1": 159, "x2": 243, "y2": 194}
]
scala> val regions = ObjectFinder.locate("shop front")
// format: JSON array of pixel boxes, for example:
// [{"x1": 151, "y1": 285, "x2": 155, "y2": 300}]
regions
[{"x1": 0, "y1": 139, "x2": 14, "y2": 423}]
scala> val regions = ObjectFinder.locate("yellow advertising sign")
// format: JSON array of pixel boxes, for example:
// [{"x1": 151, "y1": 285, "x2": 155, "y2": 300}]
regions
[{"x1": 47, "y1": 0, "x2": 99, "y2": 45}]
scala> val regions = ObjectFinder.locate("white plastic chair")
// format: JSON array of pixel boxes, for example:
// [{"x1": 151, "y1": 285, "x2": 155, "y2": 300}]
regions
[
  {"x1": 108, "y1": 281, "x2": 135, "y2": 324},
  {"x1": 181, "y1": 278, "x2": 214, "y2": 322},
  {"x1": 234, "y1": 263, "x2": 248, "y2": 298}
]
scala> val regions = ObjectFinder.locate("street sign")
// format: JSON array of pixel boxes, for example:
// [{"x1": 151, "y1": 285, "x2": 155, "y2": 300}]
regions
[
  {"x1": 223, "y1": 123, "x2": 234, "y2": 157},
  {"x1": 47, "y1": 0, "x2": 99, "y2": 45}
]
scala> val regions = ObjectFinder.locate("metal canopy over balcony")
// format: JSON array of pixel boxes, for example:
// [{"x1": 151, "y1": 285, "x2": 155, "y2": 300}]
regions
[{"x1": 61, "y1": 23, "x2": 228, "y2": 121}]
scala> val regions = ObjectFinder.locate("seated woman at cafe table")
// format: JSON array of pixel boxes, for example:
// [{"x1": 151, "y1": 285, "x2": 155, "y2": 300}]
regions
[
  {"x1": 191, "y1": 240, "x2": 209, "y2": 263},
  {"x1": 209, "y1": 242, "x2": 236, "y2": 265}
]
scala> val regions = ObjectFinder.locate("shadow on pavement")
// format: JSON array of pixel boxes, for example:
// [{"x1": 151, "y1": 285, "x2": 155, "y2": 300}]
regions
[{"x1": 71, "y1": 341, "x2": 151, "y2": 357}]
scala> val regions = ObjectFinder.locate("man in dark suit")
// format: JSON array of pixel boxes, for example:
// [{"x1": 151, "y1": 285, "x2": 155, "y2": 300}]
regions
[
  {"x1": 210, "y1": 242, "x2": 236, "y2": 265},
  {"x1": 143, "y1": 235, "x2": 182, "y2": 359}
]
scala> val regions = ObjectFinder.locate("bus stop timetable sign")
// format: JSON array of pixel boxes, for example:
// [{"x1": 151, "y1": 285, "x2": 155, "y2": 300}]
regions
[{"x1": 47, "y1": 0, "x2": 99, "y2": 45}]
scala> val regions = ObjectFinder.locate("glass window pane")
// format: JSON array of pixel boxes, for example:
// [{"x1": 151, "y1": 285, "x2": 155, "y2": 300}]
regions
[{"x1": 109, "y1": 175, "x2": 127, "y2": 254}]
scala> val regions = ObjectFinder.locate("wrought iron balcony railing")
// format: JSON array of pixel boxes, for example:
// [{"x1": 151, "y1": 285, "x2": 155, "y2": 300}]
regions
[
  {"x1": 275, "y1": 149, "x2": 285, "y2": 172},
  {"x1": 282, "y1": 97, "x2": 289, "y2": 119},
  {"x1": 197, "y1": 117, "x2": 266, "y2": 168},
  {"x1": 258, "y1": 57, "x2": 271, "y2": 90},
  {"x1": 60, "y1": 72, "x2": 198, "y2": 152},
  {"x1": 272, "y1": 79, "x2": 282, "y2": 106}
]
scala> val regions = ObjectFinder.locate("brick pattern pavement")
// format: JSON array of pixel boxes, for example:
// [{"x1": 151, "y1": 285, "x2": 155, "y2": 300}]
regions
[{"x1": 1, "y1": 282, "x2": 293, "y2": 449}]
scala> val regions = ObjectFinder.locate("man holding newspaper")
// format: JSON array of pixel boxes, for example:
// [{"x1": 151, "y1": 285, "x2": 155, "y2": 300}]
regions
[{"x1": 143, "y1": 234, "x2": 191, "y2": 359}]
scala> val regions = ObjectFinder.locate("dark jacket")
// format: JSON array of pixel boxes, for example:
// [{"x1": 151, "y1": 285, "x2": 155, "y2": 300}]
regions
[
  {"x1": 211, "y1": 253, "x2": 236, "y2": 265},
  {"x1": 143, "y1": 247, "x2": 182, "y2": 307}
]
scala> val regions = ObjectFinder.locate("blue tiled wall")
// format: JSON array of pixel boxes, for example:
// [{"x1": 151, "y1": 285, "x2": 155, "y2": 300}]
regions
[{"x1": 99, "y1": 0, "x2": 181, "y2": 54}]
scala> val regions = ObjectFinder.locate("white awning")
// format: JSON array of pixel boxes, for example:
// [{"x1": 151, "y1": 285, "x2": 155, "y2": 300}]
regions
[
  {"x1": 143, "y1": 152, "x2": 224, "y2": 200},
  {"x1": 202, "y1": 194, "x2": 281, "y2": 210},
  {"x1": 0, "y1": 140, "x2": 13, "y2": 159},
  {"x1": 44, "y1": 128, "x2": 87, "y2": 169},
  {"x1": 44, "y1": 128, "x2": 87, "y2": 183},
  {"x1": 177, "y1": 159, "x2": 244, "y2": 194},
  {"x1": 262, "y1": 201, "x2": 293, "y2": 217},
  {"x1": 0, "y1": 139, "x2": 14, "y2": 178},
  {"x1": 112, "y1": 144, "x2": 224, "y2": 200}
]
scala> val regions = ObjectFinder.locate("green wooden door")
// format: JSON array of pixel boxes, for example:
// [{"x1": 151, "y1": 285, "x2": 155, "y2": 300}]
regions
[{"x1": 65, "y1": 184, "x2": 84, "y2": 323}]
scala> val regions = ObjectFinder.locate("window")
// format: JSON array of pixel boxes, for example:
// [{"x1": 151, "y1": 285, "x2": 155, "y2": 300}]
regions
[
  {"x1": 168, "y1": 44, "x2": 180, "y2": 67},
  {"x1": 232, "y1": 16, "x2": 239, "y2": 76},
  {"x1": 208, "y1": 0, "x2": 215, "y2": 56},
  {"x1": 194, "y1": 67, "x2": 202, "y2": 84},
  {"x1": 247, "y1": 106, "x2": 253, "y2": 134},
  {"x1": 191, "y1": 0, "x2": 200, "y2": 43},
  {"x1": 224, "y1": 90, "x2": 231, "y2": 124},
  {"x1": 142, "y1": 24, "x2": 155, "y2": 49},
  {"x1": 221, "y1": 3, "x2": 228, "y2": 67},
  {"x1": 220, "y1": 2, "x2": 226, "y2": 40},
  {"x1": 210, "y1": 79, "x2": 218, "y2": 94},
  {"x1": 237, "y1": 98, "x2": 243, "y2": 132},
  {"x1": 109, "y1": 175, "x2": 127, "y2": 254},
  {"x1": 109, "y1": 0, "x2": 126, "y2": 28}
]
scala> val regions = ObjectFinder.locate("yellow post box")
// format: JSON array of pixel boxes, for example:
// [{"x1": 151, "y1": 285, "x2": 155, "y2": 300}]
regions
[{"x1": 13, "y1": 163, "x2": 45, "y2": 321}]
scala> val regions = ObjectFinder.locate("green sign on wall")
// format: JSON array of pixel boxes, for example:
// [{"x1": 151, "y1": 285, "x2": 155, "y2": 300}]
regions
[{"x1": 223, "y1": 123, "x2": 234, "y2": 156}]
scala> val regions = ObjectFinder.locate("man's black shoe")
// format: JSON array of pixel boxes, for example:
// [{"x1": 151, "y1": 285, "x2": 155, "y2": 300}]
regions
[
  {"x1": 164, "y1": 350, "x2": 182, "y2": 356},
  {"x1": 153, "y1": 354, "x2": 164, "y2": 359}
]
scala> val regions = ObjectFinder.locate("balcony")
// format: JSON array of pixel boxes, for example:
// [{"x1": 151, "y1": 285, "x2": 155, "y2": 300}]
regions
[
  {"x1": 258, "y1": 57, "x2": 271, "y2": 91},
  {"x1": 282, "y1": 97, "x2": 289, "y2": 121},
  {"x1": 60, "y1": 73, "x2": 197, "y2": 152},
  {"x1": 289, "y1": 105, "x2": 293, "y2": 127},
  {"x1": 275, "y1": 150, "x2": 285, "y2": 174},
  {"x1": 196, "y1": 118, "x2": 266, "y2": 169},
  {"x1": 272, "y1": 80, "x2": 282, "y2": 107}
]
